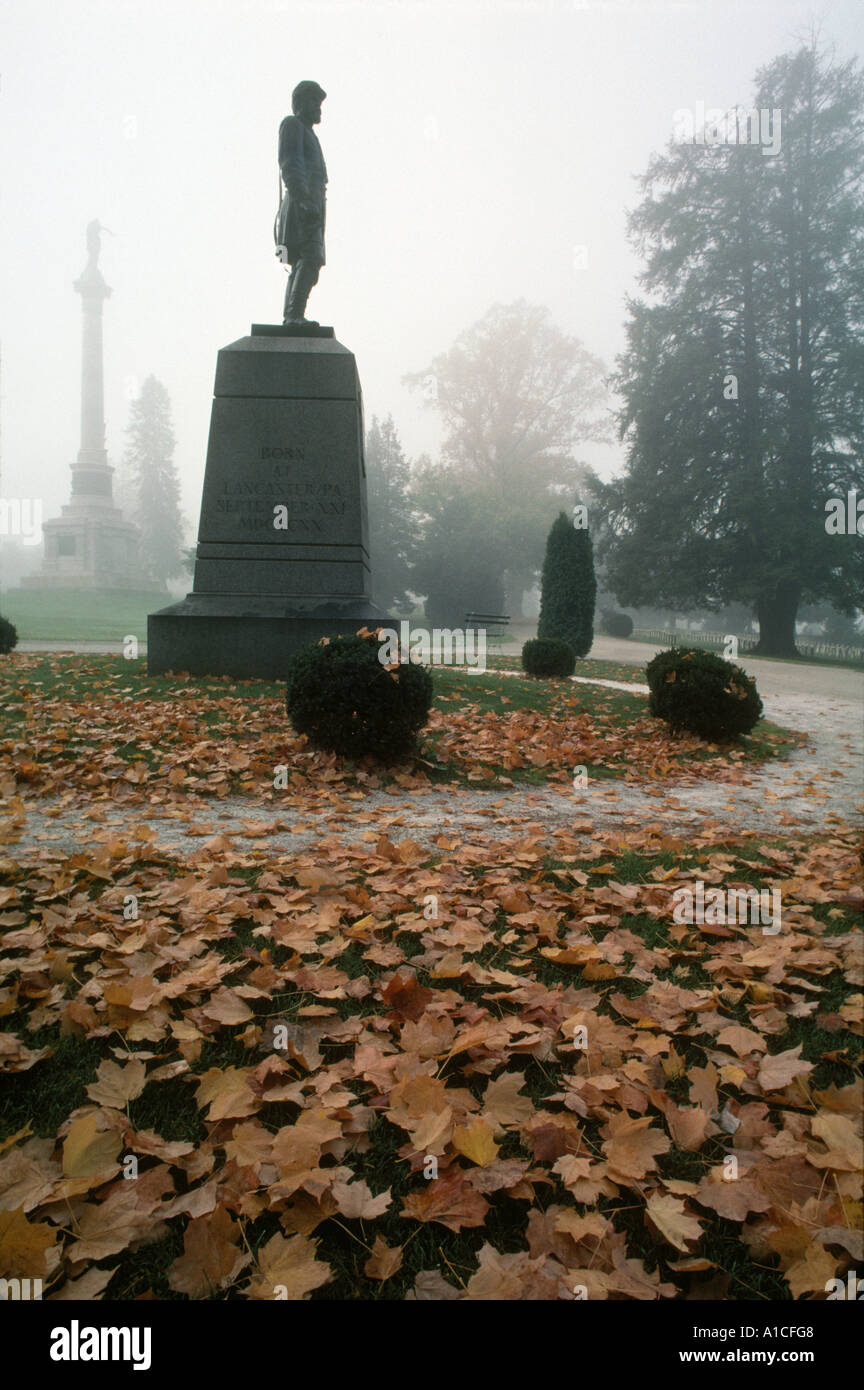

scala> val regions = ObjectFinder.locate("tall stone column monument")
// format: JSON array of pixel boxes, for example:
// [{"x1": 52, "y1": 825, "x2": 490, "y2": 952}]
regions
[
  {"x1": 148, "y1": 81, "x2": 384, "y2": 679},
  {"x1": 23, "y1": 221, "x2": 154, "y2": 592}
]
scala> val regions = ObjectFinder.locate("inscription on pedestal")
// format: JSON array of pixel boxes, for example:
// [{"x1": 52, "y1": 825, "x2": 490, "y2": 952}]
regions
[
  {"x1": 216, "y1": 453, "x2": 347, "y2": 534},
  {"x1": 198, "y1": 398, "x2": 364, "y2": 547}
]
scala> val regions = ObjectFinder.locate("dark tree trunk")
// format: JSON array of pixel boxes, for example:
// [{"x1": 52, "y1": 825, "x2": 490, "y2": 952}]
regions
[{"x1": 752, "y1": 583, "x2": 801, "y2": 658}]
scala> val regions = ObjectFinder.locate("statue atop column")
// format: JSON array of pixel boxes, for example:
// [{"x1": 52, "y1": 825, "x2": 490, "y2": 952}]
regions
[
  {"x1": 86, "y1": 219, "x2": 103, "y2": 270},
  {"x1": 275, "y1": 81, "x2": 328, "y2": 327},
  {"x1": 77, "y1": 220, "x2": 113, "y2": 293}
]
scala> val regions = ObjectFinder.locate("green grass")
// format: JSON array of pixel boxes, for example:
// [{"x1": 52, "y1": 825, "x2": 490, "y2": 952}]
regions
[
  {"x1": 488, "y1": 653, "x2": 649, "y2": 684},
  {"x1": 431, "y1": 664, "x2": 646, "y2": 717},
  {"x1": 0, "y1": 588, "x2": 171, "y2": 642},
  {"x1": 0, "y1": 652, "x2": 648, "y2": 701},
  {"x1": 0, "y1": 654, "x2": 280, "y2": 702}
]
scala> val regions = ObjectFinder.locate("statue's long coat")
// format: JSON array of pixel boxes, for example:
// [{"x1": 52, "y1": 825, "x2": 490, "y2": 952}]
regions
[{"x1": 275, "y1": 115, "x2": 328, "y2": 265}]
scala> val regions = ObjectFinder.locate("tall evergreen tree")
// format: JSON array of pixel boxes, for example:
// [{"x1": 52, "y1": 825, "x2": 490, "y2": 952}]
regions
[
  {"x1": 365, "y1": 415, "x2": 417, "y2": 613},
  {"x1": 123, "y1": 377, "x2": 185, "y2": 587},
  {"x1": 601, "y1": 44, "x2": 864, "y2": 657},
  {"x1": 537, "y1": 511, "x2": 596, "y2": 657}
]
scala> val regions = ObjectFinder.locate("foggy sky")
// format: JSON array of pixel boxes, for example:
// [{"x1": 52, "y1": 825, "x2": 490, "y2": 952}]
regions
[{"x1": 1, "y1": 0, "x2": 859, "y2": 544}]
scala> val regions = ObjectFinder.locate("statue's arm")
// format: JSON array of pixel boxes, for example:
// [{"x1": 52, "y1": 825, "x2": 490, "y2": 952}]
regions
[{"x1": 278, "y1": 117, "x2": 309, "y2": 200}]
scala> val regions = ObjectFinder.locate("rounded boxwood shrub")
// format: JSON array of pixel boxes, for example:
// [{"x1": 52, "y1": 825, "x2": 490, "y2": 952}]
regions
[
  {"x1": 0, "y1": 616, "x2": 18, "y2": 655},
  {"x1": 601, "y1": 610, "x2": 634, "y2": 639},
  {"x1": 285, "y1": 629, "x2": 433, "y2": 760},
  {"x1": 521, "y1": 637, "x2": 576, "y2": 678},
  {"x1": 646, "y1": 646, "x2": 762, "y2": 741}
]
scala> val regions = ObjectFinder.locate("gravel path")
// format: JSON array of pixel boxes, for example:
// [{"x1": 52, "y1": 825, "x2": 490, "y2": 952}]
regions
[{"x1": 8, "y1": 680, "x2": 861, "y2": 860}]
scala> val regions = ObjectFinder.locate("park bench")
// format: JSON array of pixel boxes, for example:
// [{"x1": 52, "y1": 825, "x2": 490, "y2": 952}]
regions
[{"x1": 464, "y1": 612, "x2": 510, "y2": 647}]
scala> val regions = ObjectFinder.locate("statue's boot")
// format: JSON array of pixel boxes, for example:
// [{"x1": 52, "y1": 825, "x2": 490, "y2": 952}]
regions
[
  {"x1": 283, "y1": 259, "x2": 320, "y2": 326},
  {"x1": 283, "y1": 264, "x2": 299, "y2": 320}
]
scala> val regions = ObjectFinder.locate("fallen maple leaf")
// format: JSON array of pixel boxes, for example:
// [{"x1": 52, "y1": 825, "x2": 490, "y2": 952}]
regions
[
  {"x1": 784, "y1": 1238, "x2": 839, "y2": 1297},
  {"x1": 809, "y1": 1112, "x2": 862, "y2": 1171},
  {"x1": 400, "y1": 1169, "x2": 490, "y2": 1232},
  {"x1": 167, "y1": 1205, "x2": 247, "y2": 1298},
  {"x1": 484, "y1": 1071, "x2": 535, "y2": 1128},
  {"x1": 270, "y1": 1110, "x2": 343, "y2": 1178},
  {"x1": 223, "y1": 1120, "x2": 273, "y2": 1170},
  {"x1": 602, "y1": 1113, "x2": 671, "y2": 1179},
  {"x1": 330, "y1": 1179, "x2": 392, "y2": 1220},
  {"x1": 663, "y1": 1103, "x2": 713, "y2": 1153},
  {"x1": 248, "y1": 1231, "x2": 333, "y2": 1300},
  {"x1": 757, "y1": 1045, "x2": 815, "y2": 1092},
  {"x1": 645, "y1": 1193, "x2": 703, "y2": 1252},
  {"x1": 0, "y1": 1206, "x2": 60, "y2": 1278},
  {"x1": 715, "y1": 1025, "x2": 768, "y2": 1057},
  {"x1": 463, "y1": 1242, "x2": 557, "y2": 1300},
  {"x1": 410, "y1": 1106, "x2": 454, "y2": 1155},
  {"x1": 66, "y1": 1177, "x2": 171, "y2": 1263},
  {"x1": 48, "y1": 1267, "x2": 115, "y2": 1300},
  {"x1": 380, "y1": 971, "x2": 434, "y2": 1022},
  {"x1": 387, "y1": 1073, "x2": 451, "y2": 1131},
  {"x1": 552, "y1": 1155, "x2": 616, "y2": 1203},
  {"x1": 452, "y1": 1119, "x2": 499, "y2": 1167},
  {"x1": 0, "y1": 1137, "x2": 61, "y2": 1212},
  {"x1": 694, "y1": 1173, "x2": 773, "y2": 1221},
  {"x1": 86, "y1": 1057, "x2": 147, "y2": 1109},
  {"x1": 199, "y1": 987, "x2": 254, "y2": 1026},
  {"x1": 405, "y1": 1269, "x2": 462, "y2": 1300},
  {"x1": 554, "y1": 1209, "x2": 610, "y2": 1246},
  {"x1": 61, "y1": 1112, "x2": 122, "y2": 1179},
  {"x1": 194, "y1": 1066, "x2": 259, "y2": 1120},
  {"x1": 364, "y1": 1234, "x2": 403, "y2": 1282}
]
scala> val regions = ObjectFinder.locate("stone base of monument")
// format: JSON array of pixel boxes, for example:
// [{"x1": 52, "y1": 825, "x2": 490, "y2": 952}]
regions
[
  {"x1": 147, "y1": 594, "x2": 387, "y2": 680},
  {"x1": 148, "y1": 327, "x2": 388, "y2": 680}
]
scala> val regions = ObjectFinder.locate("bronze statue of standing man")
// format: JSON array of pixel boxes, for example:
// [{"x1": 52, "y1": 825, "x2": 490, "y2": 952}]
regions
[{"x1": 275, "y1": 81, "x2": 328, "y2": 326}]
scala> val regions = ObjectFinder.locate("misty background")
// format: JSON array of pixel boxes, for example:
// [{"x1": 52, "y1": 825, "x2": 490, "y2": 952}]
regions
[{"x1": 2, "y1": 0, "x2": 860, "y2": 546}]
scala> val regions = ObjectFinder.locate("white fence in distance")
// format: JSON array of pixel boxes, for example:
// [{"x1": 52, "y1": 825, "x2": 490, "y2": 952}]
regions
[{"x1": 631, "y1": 629, "x2": 863, "y2": 662}]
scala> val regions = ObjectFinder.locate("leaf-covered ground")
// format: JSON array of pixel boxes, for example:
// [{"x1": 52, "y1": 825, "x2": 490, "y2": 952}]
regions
[
  {"x1": 0, "y1": 656, "x2": 797, "y2": 817},
  {"x1": 0, "y1": 655, "x2": 860, "y2": 1301}
]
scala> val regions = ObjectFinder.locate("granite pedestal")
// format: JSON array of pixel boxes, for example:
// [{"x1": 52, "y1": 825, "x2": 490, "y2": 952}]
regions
[{"x1": 148, "y1": 326, "x2": 386, "y2": 678}]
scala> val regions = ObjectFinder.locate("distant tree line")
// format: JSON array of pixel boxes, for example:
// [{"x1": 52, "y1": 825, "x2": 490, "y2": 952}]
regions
[
  {"x1": 366, "y1": 300, "x2": 609, "y2": 625},
  {"x1": 371, "y1": 42, "x2": 863, "y2": 659}
]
